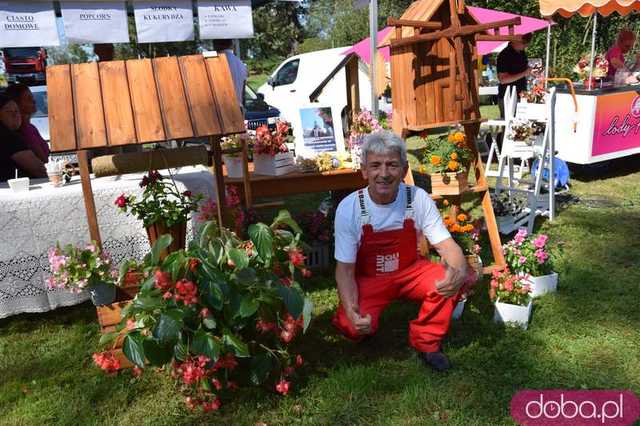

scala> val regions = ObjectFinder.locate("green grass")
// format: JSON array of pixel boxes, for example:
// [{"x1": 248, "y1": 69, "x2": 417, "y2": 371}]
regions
[
  {"x1": 2, "y1": 140, "x2": 640, "y2": 425},
  {"x1": 248, "y1": 73, "x2": 269, "y2": 90}
]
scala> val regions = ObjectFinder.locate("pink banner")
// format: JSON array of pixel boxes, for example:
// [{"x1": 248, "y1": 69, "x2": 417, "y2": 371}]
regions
[{"x1": 592, "y1": 90, "x2": 640, "y2": 156}]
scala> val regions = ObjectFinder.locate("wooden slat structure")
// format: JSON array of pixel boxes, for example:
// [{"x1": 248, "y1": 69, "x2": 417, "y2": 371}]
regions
[
  {"x1": 387, "y1": 0, "x2": 526, "y2": 273},
  {"x1": 47, "y1": 53, "x2": 245, "y2": 246}
]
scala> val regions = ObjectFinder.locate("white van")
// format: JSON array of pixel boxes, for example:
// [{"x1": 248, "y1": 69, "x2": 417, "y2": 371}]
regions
[{"x1": 258, "y1": 47, "x2": 372, "y2": 145}]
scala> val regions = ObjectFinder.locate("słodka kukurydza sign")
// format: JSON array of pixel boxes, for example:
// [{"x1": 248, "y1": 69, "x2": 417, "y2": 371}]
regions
[{"x1": 134, "y1": 0, "x2": 194, "y2": 43}]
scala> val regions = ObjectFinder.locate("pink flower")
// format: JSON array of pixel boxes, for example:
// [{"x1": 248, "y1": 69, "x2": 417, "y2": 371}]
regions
[
  {"x1": 518, "y1": 256, "x2": 527, "y2": 265},
  {"x1": 287, "y1": 248, "x2": 306, "y2": 267},
  {"x1": 132, "y1": 365, "x2": 143, "y2": 378},
  {"x1": 535, "y1": 249, "x2": 549, "y2": 264},
  {"x1": 295, "y1": 354, "x2": 303, "y2": 367},
  {"x1": 275, "y1": 379, "x2": 290, "y2": 395},
  {"x1": 513, "y1": 228, "x2": 528, "y2": 246},
  {"x1": 93, "y1": 351, "x2": 121, "y2": 375},
  {"x1": 202, "y1": 397, "x2": 221, "y2": 412},
  {"x1": 114, "y1": 194, "x2": 128, "y2": 208},
  {"x1": 48, "y1": 248, "x2": 68, "y2": 273},
  {"x1": 533, "y1": 234, "x2": 548, "y2": 249}
]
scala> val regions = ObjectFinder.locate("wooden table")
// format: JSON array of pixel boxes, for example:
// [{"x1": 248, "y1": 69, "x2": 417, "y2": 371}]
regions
[{"x1": 224, "y1": 166, "x2": 367, "y2": 201}]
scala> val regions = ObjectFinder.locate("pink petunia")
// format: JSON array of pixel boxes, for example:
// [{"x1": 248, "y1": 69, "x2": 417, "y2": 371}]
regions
[{"x1": 533, "y1": 235, "x2": 548, "y2": 249}]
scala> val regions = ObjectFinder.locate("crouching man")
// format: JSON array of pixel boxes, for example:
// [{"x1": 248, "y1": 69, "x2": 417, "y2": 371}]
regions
[{"x1": 332, "y1": 131, "x2": 476, "y2": 372}]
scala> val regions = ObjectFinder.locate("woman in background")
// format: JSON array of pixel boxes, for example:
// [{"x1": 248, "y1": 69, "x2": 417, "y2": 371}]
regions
[
  {"x1": 0, "y1": 94, "x2": 47, "y2": 182},
  {"x1": 5, "y1": 83, "x2": 50, "y2": 163}
]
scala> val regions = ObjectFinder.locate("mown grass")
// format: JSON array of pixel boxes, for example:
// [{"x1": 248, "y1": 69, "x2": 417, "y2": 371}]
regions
[{"x1": 2, "y1": 118, "x2": 639, "y2": 425}]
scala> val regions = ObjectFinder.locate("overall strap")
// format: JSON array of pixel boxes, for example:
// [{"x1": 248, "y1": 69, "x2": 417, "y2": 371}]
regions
[
  {"x1": 404, "y1": 185, "x2": 415, "y2": 219},
  {"x1": 357, "y1": 189, "x2": 370, "y2": 224}
]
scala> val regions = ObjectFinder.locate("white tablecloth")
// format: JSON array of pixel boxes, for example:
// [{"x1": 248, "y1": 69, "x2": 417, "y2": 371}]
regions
[{"x1": 0, "y1": 166, "x2": 216, "y2": 319}]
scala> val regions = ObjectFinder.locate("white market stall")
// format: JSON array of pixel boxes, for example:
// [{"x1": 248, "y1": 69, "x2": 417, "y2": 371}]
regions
[{"x1": 540, "y1": 0, "x2": 640, "y2": 164}]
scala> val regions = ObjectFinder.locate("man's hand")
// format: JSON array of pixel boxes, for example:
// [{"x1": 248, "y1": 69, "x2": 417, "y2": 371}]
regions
[
  {"x1": 347, "y1": 304, "x2": 372, "y2": 335},
  {"x1": 435, "y1": 264, "x2": 466, "y2": 298}
]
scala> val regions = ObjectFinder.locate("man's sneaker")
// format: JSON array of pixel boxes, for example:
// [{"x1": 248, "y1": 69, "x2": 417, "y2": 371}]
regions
[{"x1": 419, "y1": 351, "x2": 451, "y2": 372}]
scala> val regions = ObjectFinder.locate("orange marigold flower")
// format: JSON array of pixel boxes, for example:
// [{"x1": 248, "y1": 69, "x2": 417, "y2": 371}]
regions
[
  {"x1": 447, "y1": 160, "x2": 459, "y2": 171},
  {"x1": 430, "y1": 155, "x2": 441, "y2": 166},
  {"x1": 464, "y1": 224, "x2": 475, "y2": 232},
  {"x1": 457, "y1": 213, "x2": 467, "y2": 222},
  {"x1": 450, "y1": 152, "x2": 458, "y2": 160},
  {"x1": 454, "y1": 132, "x2": 466, "y2": 143},
  {"x1": 418, "y1": 164, "x2": 427, "y2": 174}
]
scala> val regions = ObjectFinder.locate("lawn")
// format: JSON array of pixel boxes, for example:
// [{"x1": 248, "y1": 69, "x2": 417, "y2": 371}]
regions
[{"x1": 2, "y1": 132, "x2": 639, "y2": 424}]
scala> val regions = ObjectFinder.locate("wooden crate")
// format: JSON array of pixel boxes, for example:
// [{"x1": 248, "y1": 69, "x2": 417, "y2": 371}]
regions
[
  {"x1": 430, "y1": 172, "x2": 468, "y2": 195},
  {"x1": 253, "y1": 152, "x2": 296, "y2": 176}
]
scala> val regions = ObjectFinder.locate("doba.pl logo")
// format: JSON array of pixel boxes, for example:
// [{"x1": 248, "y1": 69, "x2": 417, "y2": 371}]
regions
[{"x1": 511, "y1": 390, "x2": 640, "y2": 425}]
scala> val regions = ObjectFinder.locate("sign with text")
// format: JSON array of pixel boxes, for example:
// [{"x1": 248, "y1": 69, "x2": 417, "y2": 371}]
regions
[
  {"x1": 198, "y1": 0, "x2": 253, "y2": 39},
  {"x1": 0, "y1": 2, "x2": 59, "y2": 48},
  {"x1": 134, "y1": 0, "x2": 193, "y2": 43},
  {"x1": 592, "y1": 91, "x2": 640, "y2": 156},
  {"x1": 61, "y1": 1, "x2": 129, "y2": 44}
]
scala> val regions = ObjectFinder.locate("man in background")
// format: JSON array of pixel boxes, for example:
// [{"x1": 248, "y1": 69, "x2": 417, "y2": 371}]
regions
[
  {"x1": 497, "y1": 33, "x2": 533, "y2": 119},
  {"x1": 213, "y1": 39, "x2": 247, "y2": 112}
]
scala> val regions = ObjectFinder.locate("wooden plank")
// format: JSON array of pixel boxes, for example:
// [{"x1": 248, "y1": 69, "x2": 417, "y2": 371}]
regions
[
  {"x1": 178, "y1": 55, "x2": 222, "y2": 136},
  {"x1": 99, "y1": 61, "x2": 137, "y2": 146},
  {"x1": 210, "y1": 136, "x2": 226, "y2": 230},
  {"x1": 424, "y1": 42, "x2": 436, "y2": 125},
  {"x1": 346, "y1": 56, "x2": 360, "y2": 123},
  {"x1": 77, "y1": 150, "x2": 102, "y2": 248},
  {"x1": 46, "y1": 65, "x2": 77, "y2": 152},
  {"x1": 71, "y1": 62, "x2": 107, "y2": 149},
  {"x1": 387, "y1": 18, "x2": 442, "y2": 29},
  {"x1": 153, "y1": 56, "x2": 194, "y2": 140},
  {"x1": 125, "y1": 59, "x2": 165, "y2": 143},
  {"x1": 205, "y1": 54, "x2": 245, "y2": 134}
]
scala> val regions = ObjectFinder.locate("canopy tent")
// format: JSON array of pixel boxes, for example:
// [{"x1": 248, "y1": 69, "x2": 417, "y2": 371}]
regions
[{"x1": 539, "y1": 0, "x2": 640, "y2": 16}]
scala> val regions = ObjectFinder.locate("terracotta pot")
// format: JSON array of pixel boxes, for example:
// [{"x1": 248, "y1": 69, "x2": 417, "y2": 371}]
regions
[
  {"x1": 145, "y1": 221, "x2": 187, "y2": 260},
  {"x1": 430, "y1": 171, "x2": 469, "y2": 195}
]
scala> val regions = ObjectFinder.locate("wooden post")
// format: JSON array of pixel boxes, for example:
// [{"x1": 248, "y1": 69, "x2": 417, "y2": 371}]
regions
[
  {"x1": 77, "y1": 150, "x2": 102, "y2": 248},
  {"x1": 209, "y1": 135, "x2": 226, "y2": 229},
  {"x1": 345, "y1": 56, "x2": 360, "y2": 129},
  {"x1": 241, "y1": 136, "x2": 252, "y2": 208}
]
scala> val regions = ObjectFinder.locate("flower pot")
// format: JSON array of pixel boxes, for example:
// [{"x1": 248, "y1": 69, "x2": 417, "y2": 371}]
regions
[
  {"x1": 253, "y1": 152, "x2": 296, "y2": 176},
  {"x1": 89, "y1": 281, "x2": 116, "y2": 306},
  {"x1": 304, "y1": 241, "x2": 331, "y2": 272},
  {"x1": 493, "y1": 300, "x2": 532, "y2": 329},
  {"x1": 452, "y1": 298, "x2": 466, "y2": 320},
  {"x1": 145, "y1": 221, "x2": 187, "y2": 260},
  {"x1": 430, "y1": 171, "x2": 468, "y2": 196},
  {"x1": 465, "y1": 254, "x2": 483, "y2": 277},
  {"x1": 96, "y1": 301, "x2": 134, "y2": 369},
  {"x1": 223, "y1": 154, "x2": 244, "y2": 179},
  {"x1": 526, "y1": 272, "x2": 558, "y2": 297}
]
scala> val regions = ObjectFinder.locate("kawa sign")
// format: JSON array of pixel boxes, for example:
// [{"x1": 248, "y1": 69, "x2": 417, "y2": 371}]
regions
[
  {"x1": 592, "y1": 91, "x2": 640, "y2": 156},
  {"x1": 198, "y1": 0, "x2": 254, "y2": 39}
]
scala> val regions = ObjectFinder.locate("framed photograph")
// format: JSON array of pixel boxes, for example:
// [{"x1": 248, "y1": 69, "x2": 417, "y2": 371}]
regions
[{"x1": 292, "y1": 104, "x2": 345, "y2": 157}]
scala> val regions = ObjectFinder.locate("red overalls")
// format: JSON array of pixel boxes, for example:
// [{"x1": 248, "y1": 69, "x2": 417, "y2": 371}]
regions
[{"x1": 333, "y1": 187, "x2": 461, "y2": 353}]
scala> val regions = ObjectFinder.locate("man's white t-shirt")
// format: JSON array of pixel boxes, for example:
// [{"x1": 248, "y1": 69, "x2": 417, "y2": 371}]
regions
[
  {"x1": 334, "y1": 184, "x2": 451, "y2": 264},
  {"x1": 223, "y1": 49, "x2": 248, "y2": 105}
]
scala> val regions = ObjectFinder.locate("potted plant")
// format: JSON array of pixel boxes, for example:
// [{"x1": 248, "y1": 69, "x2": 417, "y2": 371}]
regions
[
  {"x1": 253, "y1": 121, "x2": 295, "y2": 176},
  {"x1": 221, "y1": 134, "x2": 245, "y2": 179},
  {"x1": 115, "y1": 170, "x2": 202, "y2": 258},
  {"x1": 489, "y1": 267, "x2": 532, "y2": 329},
  {"x1": 93, "y1": 210, "x2": 314, "y2": 412},
  {"x1": 424, "y1": 128, "x2": 471, "y2": 195},
  {"x1": 519, "y1": 81, "x2": 547, "y2": 121},
  {"x1": 348, "y1": 109, "x2": 382, "y2": 169},
  {"x1": 295, "y1": 210, "x2": 333, "y2": 272},
  {"x1": 573, "y1": 54, "x2": 608, "y2": 89},
  {"x1": 442, "y1": 210, "x2": 482, "y2": 319},
  {"x1": 503, "y1": 228, "x2": 558, "y2": 297},
  {"x1": 47, "y1": 242, "x2": 118, "y2": 306}
]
